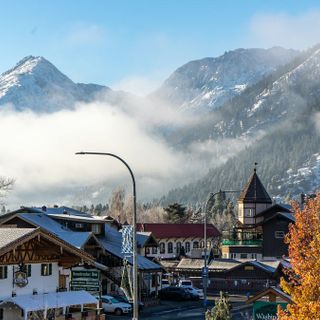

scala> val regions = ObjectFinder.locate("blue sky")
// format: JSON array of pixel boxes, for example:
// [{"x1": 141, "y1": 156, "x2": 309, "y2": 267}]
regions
[{"x1": 1, "y1": 0, "x2": 320, "y2": 94}]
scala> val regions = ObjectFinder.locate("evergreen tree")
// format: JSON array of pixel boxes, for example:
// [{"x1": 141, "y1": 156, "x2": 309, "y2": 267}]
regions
[
  {"x1": 164, "y1": 203, "x2": 187, "y2": 223},
  {"x1": 206, "y1": 291, "x2": 232, "y2": 320}
]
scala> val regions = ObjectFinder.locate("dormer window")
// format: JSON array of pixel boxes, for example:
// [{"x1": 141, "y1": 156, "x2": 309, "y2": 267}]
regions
[{"x1": 75, "y1": 223, "x2": 84, "y2": 229}]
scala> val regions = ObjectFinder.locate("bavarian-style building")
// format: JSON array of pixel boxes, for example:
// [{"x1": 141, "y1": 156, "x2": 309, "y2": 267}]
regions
[{"x1": 221, "y1": 168, "x2": 295, "y2": 260}]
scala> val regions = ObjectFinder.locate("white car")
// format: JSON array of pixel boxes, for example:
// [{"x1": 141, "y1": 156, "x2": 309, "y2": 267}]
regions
[
  {"x1": 100, "y1": 295, "x2": 132, "y2": 315},
  {"x1": 178, "y1": 279, "x2": 193, "y2": 288},
  {"x1": 161, "y1": 279, "x2": 170, "y2": 289},
  {"x1": 185, "y1": 287, "x2": 204, "y2": 299}
]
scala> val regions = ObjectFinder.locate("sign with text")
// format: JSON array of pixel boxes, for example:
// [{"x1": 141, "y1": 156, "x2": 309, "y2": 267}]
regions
[
  {"x1": 70, "y1": 269, "x2": 100, "y2": 293},
  {"x1": 14, "y1": 271, "x2": 28, "y2": 288}
]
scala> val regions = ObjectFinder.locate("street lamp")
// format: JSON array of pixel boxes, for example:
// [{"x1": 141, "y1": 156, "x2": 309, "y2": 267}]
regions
[
  {"x1": 75, "y1": 151, "x2": 139, "y2": 320},
  {"x1": 203, "y1": 190, "x2": 239, "y2": 310}
]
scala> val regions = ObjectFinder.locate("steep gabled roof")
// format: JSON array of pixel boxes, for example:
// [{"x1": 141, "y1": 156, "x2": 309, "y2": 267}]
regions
[
  {"x1": 256, "y1": 203, "x2": 292, "y2": 218},
  {"x1": 261, "y1": 212, "x2": 295, "y2": 225},
  {"x1": 0, "y1": 227, "x2": 94, "y2": 264},
  {"x1": 238, "y1": 170, "x2": 272, "y2": 204},
  {"x1": 136, "y1": 223, "x2": 221, "y2": 239},
  {"x1": 246, "y1": 286, "x2": 293, "y2": 304}
]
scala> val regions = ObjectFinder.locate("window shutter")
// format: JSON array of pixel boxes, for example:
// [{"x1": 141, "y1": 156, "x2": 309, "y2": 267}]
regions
[
  {"x1": 49, "y1": 263, "x2": 52, "y2": 275},
  {"x1": 28, "y1": 265, "x2": 32, "y2": 277},
  {"x1": 4, "y1": 266, "x2": 7, "y2": 279}
]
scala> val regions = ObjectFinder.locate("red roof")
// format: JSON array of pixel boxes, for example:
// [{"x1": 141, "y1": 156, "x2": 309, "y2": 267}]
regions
[{"x1": 136, "y1": 223, "x2": 221, "y2": 239}]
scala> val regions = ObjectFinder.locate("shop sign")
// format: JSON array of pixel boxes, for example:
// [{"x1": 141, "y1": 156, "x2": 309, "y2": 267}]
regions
[
  {"x1": 253, "y1": 301, "x2": 288, "y2": 320},
  {"x1": 70, "y1": 269, "x2": 100, "y2": 293}
]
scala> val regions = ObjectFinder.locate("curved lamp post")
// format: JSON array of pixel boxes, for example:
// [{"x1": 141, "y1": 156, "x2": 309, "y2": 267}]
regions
[
  {"x1": 203, "y1": 190, "x2": 239, "y2": 310},
  {"x1": 75, "y1": 151, "x2": 139, "y2": 320}
]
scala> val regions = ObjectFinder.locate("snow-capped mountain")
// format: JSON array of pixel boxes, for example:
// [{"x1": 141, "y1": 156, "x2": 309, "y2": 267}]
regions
[
  {"x1": 152, "y1": 47, "x2": 299, "y2": 112},
  {"x1": 163, "y1": 45, "x2": 320, "y2": 204},
  {"x1": 0, "y1": 56, "x2": 110, "y2": 112},
  {"x1": 1, "y1": 49, "x2": 320, "y2": 205}
]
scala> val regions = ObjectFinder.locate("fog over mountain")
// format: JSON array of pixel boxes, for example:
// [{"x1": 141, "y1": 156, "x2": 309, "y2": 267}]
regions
[{"x1": 1, "y1": 47, "x2": 320, "y2": 208}]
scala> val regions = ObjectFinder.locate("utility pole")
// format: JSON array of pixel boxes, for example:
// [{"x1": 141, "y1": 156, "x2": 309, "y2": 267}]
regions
[
  {"x1": 203, "y1": 190, "x2": 239, "y2": 311},
  {"x1": 76, "y1": 151, "x2": 139, "y2": 320}
]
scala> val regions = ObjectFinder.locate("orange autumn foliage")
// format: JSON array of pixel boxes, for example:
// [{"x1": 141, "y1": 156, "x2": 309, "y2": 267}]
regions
[{"x1": 278, "y1": 194, "x2": 320, "y2": 320}]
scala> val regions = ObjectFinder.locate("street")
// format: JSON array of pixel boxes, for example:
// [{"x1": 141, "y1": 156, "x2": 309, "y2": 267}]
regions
[{"x1": 107, "y1": 295, "x2": 251, "y2": 320}]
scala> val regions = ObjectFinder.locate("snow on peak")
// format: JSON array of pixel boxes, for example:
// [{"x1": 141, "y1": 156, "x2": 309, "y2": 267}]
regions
[
  {"x1": 152, "y1": 47, "x2": 300, "y2": 112},
  {"x1": 0, "y1": 56, "x2": 109, "y2": 112}
]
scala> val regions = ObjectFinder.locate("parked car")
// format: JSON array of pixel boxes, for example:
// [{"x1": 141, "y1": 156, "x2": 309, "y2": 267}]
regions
[
  {"x1": 178, "y1": 279, "x2": 193, "y2": 288},
  {"x1": 184, "y1": 287, "x2": 204, "y2": 299},
  {"x1": 100, "y1": 295, "x2": 132, "y2": 315},
  {"x1": 158, "y1": 286, "x2": 191, "y2": 301},
  {"x1": 161, "y1": 278, "x2": 170, "y2": 289},
  {"x1": 111, "y1": 294, "x2": 144, "y2": 311}
]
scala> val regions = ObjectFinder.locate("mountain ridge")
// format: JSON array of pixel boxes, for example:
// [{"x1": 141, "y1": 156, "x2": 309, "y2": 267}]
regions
[
  {"x1": 0, "y1": 55, "x2": 111, "y2": 112},
  {"x1": 152, "y1": 47, "x2": 299, "y2": 112}
]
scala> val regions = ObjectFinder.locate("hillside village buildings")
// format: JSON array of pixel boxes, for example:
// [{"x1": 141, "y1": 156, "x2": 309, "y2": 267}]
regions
[
  {"x1": 136, "y1": 223, "x2": 221, "y2": 259},
  {"x1": 0, "y1": 168, "x2": 297, "y2": 318}
]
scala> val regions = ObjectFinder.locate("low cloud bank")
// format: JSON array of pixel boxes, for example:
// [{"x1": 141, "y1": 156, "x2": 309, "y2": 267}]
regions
[{"x1": 1, "y1": 93, "x2": 262, "y2": 208}]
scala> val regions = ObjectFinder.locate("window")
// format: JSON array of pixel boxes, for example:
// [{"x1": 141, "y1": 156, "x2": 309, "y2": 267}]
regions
[
  {"x1": 145, "y1": 247, "x2": 150, "y2": 254},
  {"x1": 176, "y1": 242, "x2": 181, "y2": 254},
  {"x1": 275, "y1": 231, "x2": 285, "y2": 239},
  {"x1": 230, "y1": 253, "x2": 237, "y2": 259},
  {"x1": 200, "y1": 241, "x2": 205, "y2": 248},
  {"x1": 152, "y1": 274, "x2": 158, "y2": 287},
  {"x1": 240, "y1": 253, "x2": 248, "y2": 259},
  {"x1": 152, "y1": 247, "x2": 157, "y2": 254},
  {"x1": 20, "y1": 264, "x2": 32, "y2": 277},
  {"x1": 75, "y1": 223, "x2": 84, "y2": 229},
  {"x1": 41, "y1": 264, "x2": 52, "y2": 276},
  {"x1": 167, "y1": 242, "x2": 173, "y2": 254},
  {"x1": 91, "y1": 224, "x2": 100, "y2": 234},
  {"x1": 246, "y1": 209, "x2": 254, "y2": 217},
  {"x1": 0, "y1": 308, "x2": 3, "y2": 320},
  {"x1": 110, "y1": 283, "x2": 116, "y2": 292},
  {"x1": 160, "y1": 243, "x2": 165, "y2": 254},
  {"x1": 244, "y1": 266, "x2": 254, "y2": 271},
  {"x1": 185, "y1": 242, "x2": 190, "y2": 253},
  {"x1": 251, "y1": 253, "x2": 257, "y2": 259},
  {"x1": 193, "y1": 241, "x2": 199, "y2": 249},
  {"x1": 0, "y1": 266, "x2": 7, "y2": 279}
]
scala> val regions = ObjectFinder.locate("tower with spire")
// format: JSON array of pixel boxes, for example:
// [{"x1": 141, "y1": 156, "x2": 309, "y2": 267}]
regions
[
  {"x1": 221, "y1": 164, "x2": 295, "y2": 260},
  {"x1": 237, "y1": 164, "x2": 272, "y2": 226}
]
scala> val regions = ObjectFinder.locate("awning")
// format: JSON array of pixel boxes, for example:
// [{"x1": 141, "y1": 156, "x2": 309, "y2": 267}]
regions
[{"x1": 0, "y1": 290, "x2": 98, "y2": 312}]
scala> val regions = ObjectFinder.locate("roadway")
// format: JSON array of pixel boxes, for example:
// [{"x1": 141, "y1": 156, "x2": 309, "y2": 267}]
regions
[{"x1": 107, "y1": 295, "x2": 252, "y2": 320}]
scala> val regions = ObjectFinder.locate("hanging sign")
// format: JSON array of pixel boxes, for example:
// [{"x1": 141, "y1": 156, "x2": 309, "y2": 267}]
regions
[{"x1": 14, "y1": 271, "x2": 28, "y2": 288}]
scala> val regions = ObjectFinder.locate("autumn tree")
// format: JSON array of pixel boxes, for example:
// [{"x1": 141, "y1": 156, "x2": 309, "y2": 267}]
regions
[
  {"x1": 278, "y1": 195, "x2": 320, "y2": 320},
  {"x1": 138, "y1": 206, "x2": 166, "y2": 223}
]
